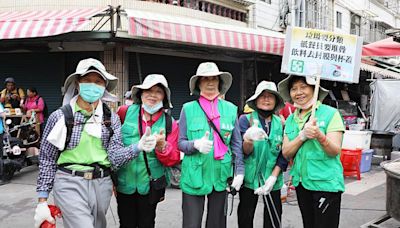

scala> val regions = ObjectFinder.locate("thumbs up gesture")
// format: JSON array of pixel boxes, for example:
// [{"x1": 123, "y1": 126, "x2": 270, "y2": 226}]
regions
[
  {"x1": 243, "y1": 119, "x2": 268, "y2": 141},
  {"x1": 194, "y1": 131, "x2": 213, "y2": 154},
  {"x1": 155, "y1": 129, "x2": 167, "y2": 151},
  {"x1": 138, "y1": 127, "x2": 157, "y2": 152},
  {"x1": 303, "y1": 117, "x2": 320, "y2": 139}
]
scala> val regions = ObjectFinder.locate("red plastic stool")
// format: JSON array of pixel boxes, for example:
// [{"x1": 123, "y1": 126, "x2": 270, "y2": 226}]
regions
[{"x1": 340, "y1": 149, "x2": 362, "y2": 180}]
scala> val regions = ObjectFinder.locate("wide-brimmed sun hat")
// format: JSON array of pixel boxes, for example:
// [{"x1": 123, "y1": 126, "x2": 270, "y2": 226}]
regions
[
  {"x1": 278, "y1": 75, "x2": 329, "y2": 102},
  {"x1": 246, "y1": 81, "x2": 284, "y2": 111},
  {"x1": 63, "y1": 58, "x2": 118, "y2": 92},
  {"x1": 189, "y1": 62, "x2": 232, "y2": 95},
  {"x1": 62, "y1": 58, "x2": 119, "y2": 105},
  {"x1": 131, "y1": 74, "x2": 172, "y2": 108}
]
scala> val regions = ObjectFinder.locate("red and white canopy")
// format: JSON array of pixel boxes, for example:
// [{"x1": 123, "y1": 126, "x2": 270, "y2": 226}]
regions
[
  {"x1": 126, "y1": 9, "x2": 285, "y2": 56},
  {"x1": 362, "y1": 37, "x2": 400, "y2": 57},
  {"x1": 0, "y1": 7, "x2": 108, "y2": 40}
]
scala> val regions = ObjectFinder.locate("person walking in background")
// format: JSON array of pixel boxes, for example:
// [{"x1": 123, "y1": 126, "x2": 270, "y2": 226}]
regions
[
  {"x1": 279, "y1": 75, "x2": 345, "y2": 228},
  {"x1": 34, "y1": 58, "x2": 143, "y2": 228},
  {"x1": 178, "y1": 62, "x2": 244, "y2": 228},
  {"x1": 116, "y1": 74, "x2": 180, "y2": 228},
  {"x1": 237, "y1": 81, "x2": 287, "y2": 228}
]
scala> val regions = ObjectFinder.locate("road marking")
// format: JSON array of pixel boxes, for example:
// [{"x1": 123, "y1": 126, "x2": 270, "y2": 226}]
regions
[{"x1": 344, "y1": 171, "x2": 386, "y2": 196}]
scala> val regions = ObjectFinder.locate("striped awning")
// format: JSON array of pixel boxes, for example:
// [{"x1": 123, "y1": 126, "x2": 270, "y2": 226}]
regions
[
  {"x1": 126, "y1": 9, "x2": 285, "y2": 56},
  {"x1": 360, "y1": 62, "x2": 400, "y2": 79},
  {"x1": 0, "y1": 7, "x2": 108, "y2": 40}
]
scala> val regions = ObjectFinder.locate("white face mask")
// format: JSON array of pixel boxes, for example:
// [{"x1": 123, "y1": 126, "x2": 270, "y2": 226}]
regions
[
  {"x1": 125, "y1": 100, "x2": 133, "y2": 106},
  {"x1": 142, "y1": 101, "x2": 163, "y2": 115},
  {"x1": 294, "y1": 98, "x2": 315, "y2": 110}
]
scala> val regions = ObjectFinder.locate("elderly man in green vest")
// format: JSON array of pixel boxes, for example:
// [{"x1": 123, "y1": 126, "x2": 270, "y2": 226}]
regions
[{"x1": 178, "y1": 62, "x2": 244, "y2": 228}]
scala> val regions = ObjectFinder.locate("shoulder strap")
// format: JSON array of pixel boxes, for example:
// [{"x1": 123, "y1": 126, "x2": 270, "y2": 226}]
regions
[
  {"x1": 102, "y1": 103, "x2": 114, "y2": 138},
  {"x1": 118, "y1": 105, "x2": 130, "y2": 124},
  {"x1": 35, "y1": 96, "x2": 41, "y2": 105},
  {"x1": 164, "y1": 110, "x2": 172, "y2": 140},
  {"x1": 196, "y1": 100, "x2": 227, "y2": 146},
  {"x1": 138, "y1": 107, "x2": 153, "y2": 179},
  {"x1": 60, "y1": 104, "x2": 74, "y2": 150}
]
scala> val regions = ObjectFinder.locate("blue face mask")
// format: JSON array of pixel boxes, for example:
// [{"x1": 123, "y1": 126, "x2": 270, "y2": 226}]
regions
[
  {"x1": 79, "y1": 83, "x2": 105, "y2": 103},
  {"x1": 142, "y1": 102, "x2": 163, "y2": 115}
]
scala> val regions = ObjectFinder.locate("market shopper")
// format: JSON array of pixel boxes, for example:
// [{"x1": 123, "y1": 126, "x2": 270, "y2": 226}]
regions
[
  {"x1": 34, "y1": 58, "x2": 143, "y2": 228},
  {"x1": 22, "y1": 87, "x2": 46, "y2": 135},
  {"x1": 116, "y1": 74, "x2": 180, "y2": 228},
  {"x1": 237, "y1": 81, "x2": 287, "y2": 228},
  {"x1": 279, "y1": 75, "x2": 345, "y2": 228},
  {"x1": 178, "y1": 62, "x2": 244, "y2": 228}
]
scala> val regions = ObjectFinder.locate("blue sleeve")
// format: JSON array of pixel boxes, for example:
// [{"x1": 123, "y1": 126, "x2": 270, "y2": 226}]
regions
[
  {"x1": 178, "y1": 109, "x2": 196, "y2": 155},
  {"x1": 238, "y1": 114, "x2": 250, "y2": 136},
  {"x1": 231, "y1": 118, "x2": 244, "y2": 175},
  {"x1": 275, "y1": 151, "x2": 289, "y2": 171}
]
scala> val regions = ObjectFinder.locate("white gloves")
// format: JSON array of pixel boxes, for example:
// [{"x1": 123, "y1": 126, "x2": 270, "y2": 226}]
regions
[
  {"x1": 194, "y1": 131, "x2": 213, "y2": 154},
  {"x1": 138, "y1": 127, "x2": 157, "y2": 152},
  {"x1": 230, "y1": 174, "x2": 244, "y2": 191},
  {"x1": 254, "y1": 176, "x2": 277, "y2": 196},
  {"x1": 243, "y1": 119, "x2": 268, "y2": 141},
  {"x1": 34, "y1": 201, "x2": 55, "y2": 228}
]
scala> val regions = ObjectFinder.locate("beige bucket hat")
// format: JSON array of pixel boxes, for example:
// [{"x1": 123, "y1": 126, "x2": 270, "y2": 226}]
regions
[
  {"x1": 278, "y1": 75, "x2": 329, "y2": 102},
  {"x1": 63, "y1": 58, "x2": 118, "y2": 92},
  {"x1": 62, "y1": 58, "x2": 118, "y2": 105},
  {"x1": 189, "y1": 62, "x2": 232, "y2": 95},
  {"x1": 131, "y1": 74, "x2": 173, "y2": 108},
  {"x1": 246, "y1": 81, "x2": 284, "y2": 111}
]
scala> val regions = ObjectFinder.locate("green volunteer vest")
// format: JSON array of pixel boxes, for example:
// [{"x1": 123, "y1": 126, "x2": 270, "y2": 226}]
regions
[
  {"x1": 243, "y1": 112, "x2": 283, "y2": 191},
  {"x1": 117, "y1": 104, "x2": 168, "y2": 195},
  {"x1": 285, "y1": 104, "x2": 345, "y2": 192},
  {"x1": 180, "y1": 99, "x2": 237, "y2": 195}
]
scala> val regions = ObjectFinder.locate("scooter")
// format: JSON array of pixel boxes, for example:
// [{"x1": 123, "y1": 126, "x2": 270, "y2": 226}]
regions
[{"x1": 0, "y1": 113, "x2": 40, "y2": 184}]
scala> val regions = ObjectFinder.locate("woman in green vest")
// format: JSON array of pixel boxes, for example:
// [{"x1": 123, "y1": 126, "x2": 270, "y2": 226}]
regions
[
  {"x1": 178, "y1": 62, "x2": 244, "y2": 228},
  {"x1": 237, "y1": 81, "x2": 287, "y2": 228},
  {"x1": 278, "y1": 75, "x2": 345, "y2": 228},
  {"x1": 116, "y1": 74, "x2": 181, "y2": 228}
]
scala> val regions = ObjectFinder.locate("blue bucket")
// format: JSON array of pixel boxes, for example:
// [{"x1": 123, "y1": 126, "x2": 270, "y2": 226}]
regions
[{"x1": 360, "y1": 149, "x2": 374, "y2": 173}]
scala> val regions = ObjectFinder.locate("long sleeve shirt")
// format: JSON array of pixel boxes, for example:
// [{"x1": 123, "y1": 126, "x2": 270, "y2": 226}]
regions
[
  {"x1": 238, "y1": 114, "x2": 288, "y2": 171},
  {"x1": 178, "y1": 109, "x2": 244, "y2": 175},
  {"x1": 37, "y1": 108, "x2": 140, "y2": 198}
]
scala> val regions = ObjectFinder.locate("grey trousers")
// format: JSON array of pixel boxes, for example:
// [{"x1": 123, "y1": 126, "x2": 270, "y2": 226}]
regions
[
  {"x1": 182, "y1": 190, "x2": 227, "y2": 228},
  {"x1": 53, "y1": 170, "x2": 113, "y2": 228}
]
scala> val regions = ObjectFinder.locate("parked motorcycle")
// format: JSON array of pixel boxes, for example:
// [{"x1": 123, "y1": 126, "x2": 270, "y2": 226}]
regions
[{"x1": 0, "y1": 113, "x2": 40, "y2": 184}]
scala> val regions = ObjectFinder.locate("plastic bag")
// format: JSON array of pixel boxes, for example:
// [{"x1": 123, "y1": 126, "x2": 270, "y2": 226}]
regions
[{"x1": 41, "y1": 205, "x2": 61, "y2": 228}]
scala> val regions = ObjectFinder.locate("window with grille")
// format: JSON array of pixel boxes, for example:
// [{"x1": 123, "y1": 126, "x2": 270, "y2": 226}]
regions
[{"x1": 350, "y1": 13, "x2": 361, "y2": 35}]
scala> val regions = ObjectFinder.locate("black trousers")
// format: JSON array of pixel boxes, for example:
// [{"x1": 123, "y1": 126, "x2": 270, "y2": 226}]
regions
[
  {"x1": 116, "y1": 191, "x2": 159, "y2": 228},
  {"x1": 182, "y1": 190, "x2": 227, "y2": 228},
  {"x1": 237, "y1": 187, "x2": 282, "y2": 228},
  {"x1": 295, "y1": 183, "x2": 342, "y2": 228}
]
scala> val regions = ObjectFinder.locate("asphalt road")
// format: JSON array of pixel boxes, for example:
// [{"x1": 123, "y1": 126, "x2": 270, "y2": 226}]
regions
[{"x1": 0, "y1": 165, "x2": 399, "y2": 228}]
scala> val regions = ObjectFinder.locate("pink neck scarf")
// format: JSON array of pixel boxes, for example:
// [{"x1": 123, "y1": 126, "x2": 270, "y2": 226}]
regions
[{"x1": 199, "y1": 96, "x2": 228, "y2": 160}]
